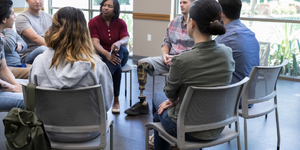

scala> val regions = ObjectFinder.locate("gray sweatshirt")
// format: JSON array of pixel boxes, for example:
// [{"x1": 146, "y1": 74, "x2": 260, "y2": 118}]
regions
[
  {"x1": 3, "y1": 29, "x2": 27, "y2": 66},
  {"x1": 29, "y1": 48, "x2": 113, "y2": 142}
]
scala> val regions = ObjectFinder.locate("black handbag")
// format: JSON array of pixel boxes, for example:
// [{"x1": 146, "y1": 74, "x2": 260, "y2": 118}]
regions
[{"x1": 3, "y1": 83, "x2": 51, "y2": 150}]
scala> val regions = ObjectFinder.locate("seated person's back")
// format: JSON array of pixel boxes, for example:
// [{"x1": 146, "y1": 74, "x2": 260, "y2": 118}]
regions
[
  {"x1": 151, "y1": 0, "x2": 235, "y2": 149},
  {"x1": 29, "y1": 7, "x2": 113, "y2": 142},
  {"x1": 216, "y1": 0, "x2": 259, "y2": 84}
]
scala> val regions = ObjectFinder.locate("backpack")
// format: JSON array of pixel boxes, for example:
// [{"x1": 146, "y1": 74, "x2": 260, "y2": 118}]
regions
[{"x1": 3, "y1": 83, "x2": 51, "y2": 150}]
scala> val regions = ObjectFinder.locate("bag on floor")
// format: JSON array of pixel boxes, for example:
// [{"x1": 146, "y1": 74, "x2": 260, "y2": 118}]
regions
[{"x1": 3, "y1": 83, "x2": 51, "y2": 150}]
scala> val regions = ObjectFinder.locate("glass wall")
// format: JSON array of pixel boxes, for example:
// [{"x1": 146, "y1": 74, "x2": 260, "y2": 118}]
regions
[
  {"x1": 175, "y1": 0, "x2": 300, "y2": 78},
  {"x1": 241, "y1": 0, "x2": 300, "y2": 20},
  {"x1": 241, "y1": 0, "x2": 300, "y2": 78},
  {"x1": 49, "y1": 0, "x2": 134, "y2": 55}
]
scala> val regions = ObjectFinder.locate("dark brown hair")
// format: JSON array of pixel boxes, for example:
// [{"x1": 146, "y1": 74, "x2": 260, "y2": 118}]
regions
[
  {"x1": 0, "y1": 0, "x2": 13, "y2": 24},
  {"x1": 219, "y1": 0, "x2": 242, "y2": 20},
  {"x1": 189, "y1": 0, "x2": 225, "y2": 35}
]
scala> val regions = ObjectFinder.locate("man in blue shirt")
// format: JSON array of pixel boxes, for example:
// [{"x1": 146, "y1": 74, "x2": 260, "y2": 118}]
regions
[{"x1": 216, "y1": 0, "x2": 259, "y2": 84}]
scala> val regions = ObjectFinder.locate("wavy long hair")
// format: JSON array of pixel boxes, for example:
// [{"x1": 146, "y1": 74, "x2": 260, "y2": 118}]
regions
[{"x1": 45, "y1": 7, "x2": 97, "y2": 69}]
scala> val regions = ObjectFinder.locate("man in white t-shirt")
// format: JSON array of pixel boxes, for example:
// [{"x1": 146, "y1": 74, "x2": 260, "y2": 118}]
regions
[{"x1": 15, "y1": 0, "x2": 52, "y2": 64}]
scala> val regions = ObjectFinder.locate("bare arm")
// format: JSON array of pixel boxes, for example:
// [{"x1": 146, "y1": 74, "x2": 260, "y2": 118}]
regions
[
  {"x1": 91, "y1": 38, "x2": 110, "y2": 58},
  {"x1": 111, "y1": 36, "x2": 129, "y2": 53},
  {"x1": 21, "y1": 28, "x2": 46, "y2": 46},
  {"x1": 91, "y1": 38, "x2": 121, "y2": 65},
  {"x1": 118, "y1": 36, "x2": 129, "y2": 46},
  {"x1": 0, "y1": 58, "x2": 22, "y2": 92}
]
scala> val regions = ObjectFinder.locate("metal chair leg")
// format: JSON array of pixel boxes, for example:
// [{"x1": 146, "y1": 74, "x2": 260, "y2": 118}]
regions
[
  {"x1": 130, "y1": 70, "x2": 132, "y2": 106},
  {"x1": 236, "y1": 120, "x2": 241, "y2": 150},
  {"x1": 125, "y1": 72, "x2": 127, "y2": 97},
  {"x1": 110, "y1": 124, "x2": 113, "y2": 150},
  {"x1": 244, "y1": 119, "x2": 248, "y2": 150},
  {"x1": 275, "y1": 108, "x2": 281, "y2": 150},
  {"x1": 145, "y1": 128, "x2": 150, "y2": 150}
]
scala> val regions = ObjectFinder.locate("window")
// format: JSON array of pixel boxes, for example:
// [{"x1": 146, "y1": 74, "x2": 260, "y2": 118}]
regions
[
  {"x1": 49, "y1": 0, "x2": 134, "y2": 55},
  {"x1": 240, "y1": 0, "x2": 300, "y2": 78},
  {"x1": 175, "y1": 0, "x2": 300, "y2": 78}
]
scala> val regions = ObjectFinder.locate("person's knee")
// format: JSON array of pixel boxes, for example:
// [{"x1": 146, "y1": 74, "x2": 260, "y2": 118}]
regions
[
  {"x1": 153, "y1": 92, "x2": 162, "y2": 102},
  {"x1": 153, "y1": 92, "x2": 166, "y2": 105},
  {"x1": 35, "y1": 46, "x2": 48, "y2": 53},
  {"x1": 0, "y1": 92, "x2": 25, "y2": 110},
  {"x1": 119, "y1": 45, "x2": 129, "y2": 54},
  {"x1": 137, "y1": 59, "x2": 150, "y2": 67}
]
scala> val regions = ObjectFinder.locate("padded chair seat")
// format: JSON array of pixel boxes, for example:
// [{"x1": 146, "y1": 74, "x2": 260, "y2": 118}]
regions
[
  {"x1": 50, "y1": 135, "x2": 103, "y2": 149},
  {"x1": 122, "y1": 64, "x2": 132, "y2": 72}
]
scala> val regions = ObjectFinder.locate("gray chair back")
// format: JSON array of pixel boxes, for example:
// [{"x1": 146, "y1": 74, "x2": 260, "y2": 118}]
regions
[
  {"x1": 240, "y1": 59, "x2": 288, "y2": 117},
  {"x1": 176, "y1": 77, "x2": 249, "y2": 146},
  {"x1": 21, "y1": 84, "x2": 107, "y2": 143}
]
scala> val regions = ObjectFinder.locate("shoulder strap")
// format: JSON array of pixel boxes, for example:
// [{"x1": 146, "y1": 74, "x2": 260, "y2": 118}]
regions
[{"x1": 25, "y1": 83, "x2": 37, "y2": 111}]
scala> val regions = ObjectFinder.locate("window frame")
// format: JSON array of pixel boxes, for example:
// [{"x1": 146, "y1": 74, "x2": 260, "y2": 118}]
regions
[
  {"x1": 48, "y1": 0, "x2": 134, "y2": 55},
  {"x1": 174, "y1": 0, "x2": 300, "y2": 80},
  {"x1": 48, "y1": 0, "x2": 133, "y2": 20}
]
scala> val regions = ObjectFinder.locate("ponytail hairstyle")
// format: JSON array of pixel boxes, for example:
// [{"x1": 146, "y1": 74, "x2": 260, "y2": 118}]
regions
[
  {"x1": 189, "y1": 0, "x2": 226, "y2": 35},
  {"x1": 45, "y1": 7, "x2": 97, "y2": 70}
]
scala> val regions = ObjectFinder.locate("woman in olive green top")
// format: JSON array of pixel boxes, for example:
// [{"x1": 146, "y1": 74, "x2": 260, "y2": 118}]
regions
[{"x1": 151, "y1": 0, "x2": 235, "y2": 149}]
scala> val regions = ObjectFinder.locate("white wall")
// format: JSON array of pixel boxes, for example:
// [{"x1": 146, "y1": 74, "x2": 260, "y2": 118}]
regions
[{"x1": 132, "y1": 0, "x2": 173, "y2": 58}]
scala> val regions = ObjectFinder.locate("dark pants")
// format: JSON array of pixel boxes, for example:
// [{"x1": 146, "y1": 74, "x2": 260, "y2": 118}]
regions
[
  {"x1": 99, "y1": 46, "x2": 129, "y2": 96},
  {"x1": 152, "y1": 92, "x2": 200, "y2": 150}
]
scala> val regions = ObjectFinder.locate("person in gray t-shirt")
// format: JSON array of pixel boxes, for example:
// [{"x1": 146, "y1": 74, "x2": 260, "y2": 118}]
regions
[{"x1": 15, "y1": 0, "x2": 52, "y2": 64}]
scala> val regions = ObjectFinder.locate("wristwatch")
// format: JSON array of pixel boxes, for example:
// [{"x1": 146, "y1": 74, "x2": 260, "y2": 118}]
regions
[{"x1": 15, "y1": 43, "x2": 18, "y2": 50}]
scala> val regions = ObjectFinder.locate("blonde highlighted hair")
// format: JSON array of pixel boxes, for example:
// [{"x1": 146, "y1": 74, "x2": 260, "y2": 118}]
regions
[{"x1": 45, "y1": 7, "x2": 97, "y2": 69}]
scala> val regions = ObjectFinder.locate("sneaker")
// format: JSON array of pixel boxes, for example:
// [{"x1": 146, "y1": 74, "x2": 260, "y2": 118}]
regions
[{"x1": 124, "y1": 102, "x2": 149, "y2": 115}]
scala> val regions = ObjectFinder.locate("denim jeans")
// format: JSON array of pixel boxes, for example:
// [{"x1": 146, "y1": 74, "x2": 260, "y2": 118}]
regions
[
  {"x1": 21, "y1": 45, "x2": 48, "y2": 64},
  {"x1": 0, "y1": 79, "x2": 28, "y2": 110},
  {"x1": 152, "y1": 92, "x2": 200, "y2": 150},
  {"x1": 99, "y1": 45, "x2": 129, "y2": 96}
]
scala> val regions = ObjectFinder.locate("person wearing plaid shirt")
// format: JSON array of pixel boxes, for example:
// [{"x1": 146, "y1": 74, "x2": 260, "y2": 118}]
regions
[{"x1": 125, "y1": 0, "x2": 195, "y2": 116}]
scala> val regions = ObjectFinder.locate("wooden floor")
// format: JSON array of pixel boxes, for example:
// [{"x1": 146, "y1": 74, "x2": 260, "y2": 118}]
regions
[{"x1": 1, "y1": 59, "x2": 300, "y2": 150}]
